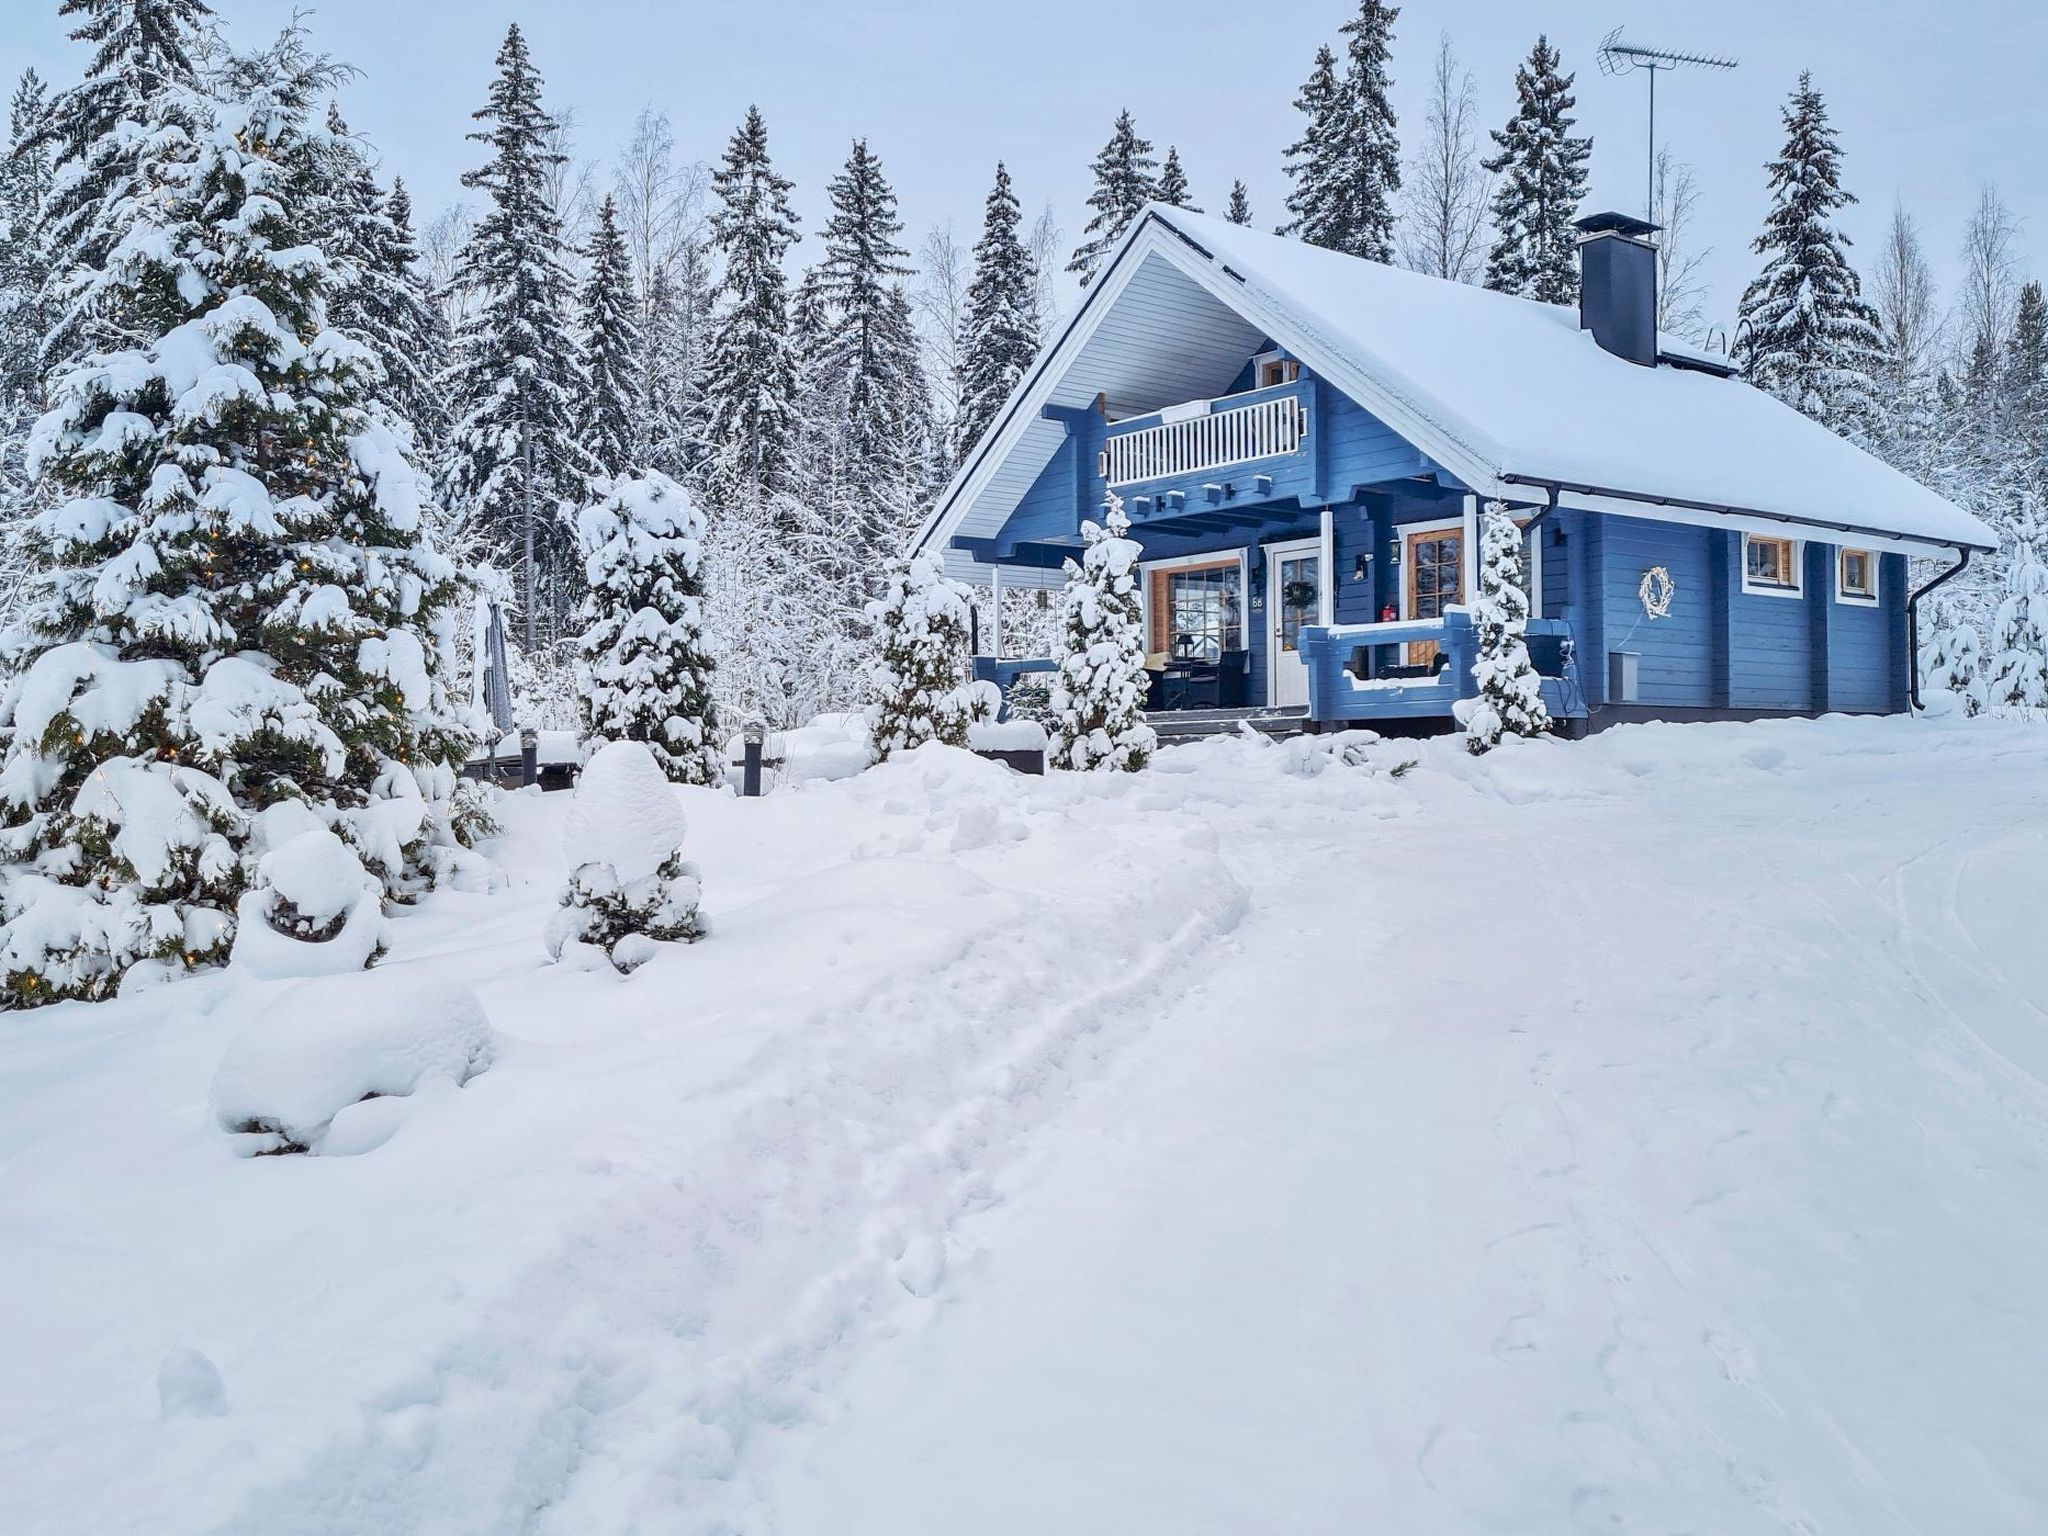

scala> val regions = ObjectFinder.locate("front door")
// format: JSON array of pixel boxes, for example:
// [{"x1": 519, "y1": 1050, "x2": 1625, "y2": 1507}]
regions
[
  {"x1": 1405, "y1": 527, "x2": 1464, "y2": 668},
  {"x1": 1267, "y1": 539, "x2": 1322, "y2": 707}
]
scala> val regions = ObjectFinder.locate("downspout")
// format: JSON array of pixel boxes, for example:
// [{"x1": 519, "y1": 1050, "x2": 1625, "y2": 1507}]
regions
[{"x1": 1906, "y1": 547, "x2": 1972, "y2": 712}]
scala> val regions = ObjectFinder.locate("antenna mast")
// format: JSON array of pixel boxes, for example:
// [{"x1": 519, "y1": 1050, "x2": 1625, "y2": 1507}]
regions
[{"x1": 1597, "y1": 29, "x2": 1738, "y2": 224}]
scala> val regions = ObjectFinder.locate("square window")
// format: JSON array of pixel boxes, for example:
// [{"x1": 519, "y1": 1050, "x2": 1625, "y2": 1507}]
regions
[
  {"x1": 1838, "y1": 548, "x2": 1877, "y2": 601},
  {"x1": 1743, "y1": 535, "x2": 1800, "y2": 594}
]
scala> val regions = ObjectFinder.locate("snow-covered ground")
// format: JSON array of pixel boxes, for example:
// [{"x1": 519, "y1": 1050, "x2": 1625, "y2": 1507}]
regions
[{"x1": 5, "y1": 716, "x2": 2048, "y2": 1533}]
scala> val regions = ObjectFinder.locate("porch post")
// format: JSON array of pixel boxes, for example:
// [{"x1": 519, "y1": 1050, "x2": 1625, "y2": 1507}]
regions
[
  {"x1": 989, "y1": 565, "x2": 1003, "y2": 658},
  {"x1": 1317, "y1": 506, "x2": 1335, "y2": 625},
  {"x1": 1462, "y1": 493, "x2": 1480, "y2": 603}
]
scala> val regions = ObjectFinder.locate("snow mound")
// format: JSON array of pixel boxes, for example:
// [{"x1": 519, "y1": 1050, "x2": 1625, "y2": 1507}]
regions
[
  {"x1": 209, "y1": 969, "x2": 494, "y2": 1155},
  {"x1": 565, "y1": 740, "x2": 686, "y2": 881},
  {"x1": 155, "y1": 1347, "x2": 227, "y2": 1420}
]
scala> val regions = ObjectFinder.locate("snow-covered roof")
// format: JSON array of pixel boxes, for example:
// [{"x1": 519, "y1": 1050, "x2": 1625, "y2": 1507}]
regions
[{"x1": 918, "y1": 206, "x2": 1996, "y2": 566}]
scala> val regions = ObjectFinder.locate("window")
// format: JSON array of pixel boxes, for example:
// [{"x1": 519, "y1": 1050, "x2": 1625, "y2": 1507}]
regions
[
  {"x1": 1742, "y1": 534, "x2": 1802, "y2": 596},
  {"x1": 1148, "y1": 560, "x2": 1243, "y2": 662},
  {"x1": 1837, "y1": 547, "x2": 1878, "y2": 602},
  {"x1": 1254, "y1": 352, "x2": 1301, "y2": 390}
]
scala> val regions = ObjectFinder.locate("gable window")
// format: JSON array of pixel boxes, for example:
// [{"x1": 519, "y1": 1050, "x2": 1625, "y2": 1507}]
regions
[
  {"x1": 1254, "y1": 351, "x2": 1301, "y2": 391},
  {"x1": 1837, "y1": 547, "x2": 1878, "y2": 603},
  {"x1": 1148, "y1": 559, "x2": 1244, "y2": 662},
  {"x1": 1742, "y1": 533, "x2": 1802, "y2": 596}
]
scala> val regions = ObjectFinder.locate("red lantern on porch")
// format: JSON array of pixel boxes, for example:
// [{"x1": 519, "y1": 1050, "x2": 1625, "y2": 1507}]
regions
[{"x1": 1380, "y1": 603, "x2": 1397, "y2": 623}]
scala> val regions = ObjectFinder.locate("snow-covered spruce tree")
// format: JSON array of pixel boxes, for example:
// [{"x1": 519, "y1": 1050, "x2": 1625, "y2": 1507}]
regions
[
  {"x1": 32, "y1": 0, "x2": 213, "y2": 364},
  {"x1": 1482, "y1": 36, "x2": 1591, "y2": 304},
  {"x1": 1284, "y1": 1, "x2": 1402, "y2": 262},
  {"x1": 572, "y1": 470, "x2": 721, "y2": 785},
  {"x1": 574, "y1": 194, "x2": 641, "y2": 482},
  {"x1": 443, "y1": 23, "x2": 596, "y2": 649},
  {"x1": 1918, "y1": 598, "x2": 1983, "y2": 716},
  {"x1": 1049, "y1": 494, "x2": 1156, "y2": 773},
  {"x1": 2006, "y1": 280, "x2": 2048, "y2": 475},
  {"x1": 1157, "y1": 147, "x2": 1198, "y2": 212},
  {"x1": 810, "y1": 139, "x2": 932, "y2": 569},
  {"x1": 1457, "y1": 503, "x2": 1550, "y2": 754},
  {"x1": 1066, "y1": 110, "x2": 1157, "y2": 288},
  {"x1": 2, "y1": 70, "x2": 56, "y2": 572},
  {"x1": 0, "y1": 39, "x2": 476, "y2": 1007},
  {"x1": 866, "y1": 551, "x2": 978, "y2": 759},
  {"x1": 1982, "y1": 500, "x2": 2048, "y2": 718},
  {"x1": 1226, "y1": 180, "x2": 1253, "y2": 226},
  {"x1": 317, "y1": 115, "x2": 451, "y2": 471},
  {"x1": 1735, "y1": 74, "x2": 1885, "y2": 439},
  {"x1": 545, "y1": 740, "x2": 704, "y2": 975},
  {"x1": 954, "y1": 162, "x2": 1038, "y2": 455},
  {"x1": 702, "y1": 106, "x2": 801, "y2": 513}
]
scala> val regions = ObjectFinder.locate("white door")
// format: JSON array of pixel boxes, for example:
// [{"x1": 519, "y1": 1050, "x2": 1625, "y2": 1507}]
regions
[{"x1": 1267, "y1": 539, "x2": 1322, "y2": 707}]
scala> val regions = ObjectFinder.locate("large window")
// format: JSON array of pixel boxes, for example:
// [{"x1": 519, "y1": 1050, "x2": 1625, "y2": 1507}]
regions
[
  {"x1": 1148, "y1": 561, "x2": 1243, "y2": 662},
  {"x1": 1743, "y1": 533, "x2": 1802, "y2": 595}
]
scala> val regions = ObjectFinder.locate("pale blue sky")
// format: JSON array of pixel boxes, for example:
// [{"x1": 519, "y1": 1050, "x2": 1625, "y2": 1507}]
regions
[{"x1": 9, "y1": 0, "x2": 2044, "y2": 337}]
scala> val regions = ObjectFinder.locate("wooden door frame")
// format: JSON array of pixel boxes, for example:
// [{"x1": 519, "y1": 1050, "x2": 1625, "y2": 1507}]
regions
[{"x1": 1265, "y1": 535, "x2": 1325, "y2": 707}]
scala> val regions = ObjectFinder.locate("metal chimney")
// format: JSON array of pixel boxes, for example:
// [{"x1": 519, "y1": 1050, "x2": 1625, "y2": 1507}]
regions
[{"x1": 1574, "y1": 211, "x2": 1661, "y2": 367}]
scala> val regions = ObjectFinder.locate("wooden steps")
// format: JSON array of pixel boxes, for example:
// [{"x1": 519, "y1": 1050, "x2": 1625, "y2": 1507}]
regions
[{"x1": 1147, "y1": 706, "x2": 1312, "y2": 743}]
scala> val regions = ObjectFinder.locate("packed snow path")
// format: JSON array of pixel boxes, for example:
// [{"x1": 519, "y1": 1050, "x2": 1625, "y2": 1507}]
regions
[{"x1": 5, "y1": 718, "x2": 2048, "y2": 1533}]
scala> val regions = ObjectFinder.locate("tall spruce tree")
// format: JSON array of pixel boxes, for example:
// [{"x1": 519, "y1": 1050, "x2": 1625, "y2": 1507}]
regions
[
  {"x1": 955, "y1": 162, "x2": 1038, "y2": 455},
  {"x1": 443, "y1": 23, "x2": 595, "y2": 648},
  {"x1": 1226, "y1": 180, "x2": 1253, "y2": 226},
  {"x1": 813, "y1": 139, "x2": 931, "y2": 565},
  {"x1": 1157, "y1": 146, "x2": 1198, "y2": 212},
  {"x1": 1734, "y1": 73, "x2": 1885, "y2": 438},
  {"x1": 1066, "y1": 110, "x2": 1156, "y2": 287},
  {"x1": 0, "y1": 34, "x2": 474, "y2": 1006},
  {"x1": 1482, "y1": 36, "x2": 1591, "y2": 304},
  {"x1": 2, "y1": 71, "x2": 55, "y2": 549},
  {"x1": 33, "y1": 0, "x2": 214, "y2": 364},
  {"x1": 2005, "y1": 280, "x2": 2047, "y2": 474},
  {"x1": 573, "y1": 471, "x2": 720, "y2": 784},
  {"x1": 1283, "y1": 2, "x2": 1402, "y2": 261},
  {"x1": 575, "y1": 194, "x2": 641, "y2": 481},
  {"x1": 319, "y1": 114, "x2": 450, "y2": 470},
  {"x1": 702, "y1": 106, "x2": 800, "y2": 512}
]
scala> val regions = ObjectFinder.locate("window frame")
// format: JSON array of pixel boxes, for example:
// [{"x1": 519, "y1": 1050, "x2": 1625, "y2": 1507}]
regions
[
  {"x1": 1142, "y1": 551, "x2": 1248, "y2": 662},
  {"x1": 1835, "y1": 546, "x2": 1879, "y2": 605},
  {"x1": 1252, "y1": 350, "x2": 1301, "y2": 391},
  {"x1": 1741, "y1": 533, "x2": 1804, "y2": 598}
]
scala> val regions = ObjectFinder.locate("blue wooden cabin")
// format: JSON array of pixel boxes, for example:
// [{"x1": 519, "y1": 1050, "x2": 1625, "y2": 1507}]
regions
[{"x1": 916, "y1": 206, "x2": 1995, "y2": 735}]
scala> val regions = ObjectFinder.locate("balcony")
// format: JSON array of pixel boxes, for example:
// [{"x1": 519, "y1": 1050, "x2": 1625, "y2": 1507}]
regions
[{"x1": 1097, "y1": 381, "x2": 1312, "y2": 511}]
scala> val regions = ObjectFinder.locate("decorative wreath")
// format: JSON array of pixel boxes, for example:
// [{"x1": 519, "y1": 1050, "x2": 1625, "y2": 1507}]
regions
[{"x1": 1638, "y1": 565, "x2": 1676, "y2": 619}]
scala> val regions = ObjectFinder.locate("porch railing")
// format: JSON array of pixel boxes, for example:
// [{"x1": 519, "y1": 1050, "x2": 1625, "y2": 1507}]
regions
[{"x1": 1099, "y1": 393, "x2": 1307, "y2": 488}]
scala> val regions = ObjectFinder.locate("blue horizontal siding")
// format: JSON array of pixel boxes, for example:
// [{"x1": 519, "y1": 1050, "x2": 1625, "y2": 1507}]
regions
[{"x1": 1599, "y1": 517, "x2": 1715, "y2": 707}]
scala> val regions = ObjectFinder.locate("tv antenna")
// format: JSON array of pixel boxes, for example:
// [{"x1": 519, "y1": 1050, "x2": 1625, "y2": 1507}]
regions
[{"x1": 1598, "y1": 29, "x2": 1738, "y2": 224}]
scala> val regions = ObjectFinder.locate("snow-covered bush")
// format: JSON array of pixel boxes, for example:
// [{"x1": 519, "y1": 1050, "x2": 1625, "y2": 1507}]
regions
[
  {"x1": 1919, "y1": 598, "x2": 1983, "y2": 717},
  {"x1": 227, "y1": 814, "x2": 386, "y2": 980},
  {"x1": 1457, "y1": 502, "x2": 1550, "y2": 754},
  {"x1": 574, "y1": 471, "x2": 722, "y2": 785},
  {"x1": 1981, "y1": 507, "x2": 2048, "y2": 718},
  {"x1": 867, "y1": 553, "x2": 978, "y2": 760},
  {"x1": 0, "y1": 47, "x2": 475, "y2": 1007},
  {"x1": 210, "y1": 968, "x2": 494, "y2": 1155},
  {"x1": 544, "y1": 740, "x2": 705, "y2": 973},
  {"x1": 1049, "y1": 495, "x2": 1156, "y2": 772}
]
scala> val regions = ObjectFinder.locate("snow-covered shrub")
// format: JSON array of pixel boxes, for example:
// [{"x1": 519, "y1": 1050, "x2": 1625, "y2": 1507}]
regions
[
  {"x1": 544, "y1": 740, "x2": 705, "y2": 973},
  {"x1": 574, "y1": 471, "x2": 722, "y2": 785},
  {"x1": 867, "y1": 553, "x2": 978, "y2": 760},
  {"x1": 1981, "y1": 507, "x2": 2048, "y2": 718},
  {"x1": 1918, "y1": 598, "x2": 1983, "y2": 717},
  {"x1": 1049, "y1": 495, "x2": 1156, "y2": 772},
  {"x1": 210, "y1": 969, "x2": 494, "y2": 1155},
  {"x1": 0, "y1": 50, "x2": 476, "y2": 1007},
  {"x1": 227, "y1": 818, "x2": 386, "y2": 980},
  {"x1": 1456, "y1": 502, "x2": 1551, "y2": 754}
]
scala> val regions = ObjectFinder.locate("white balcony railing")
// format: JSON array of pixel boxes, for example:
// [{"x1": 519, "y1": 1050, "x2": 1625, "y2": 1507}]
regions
[{"x1": 1098, "y1": 393, "x2": 1307, "y2": 488}]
